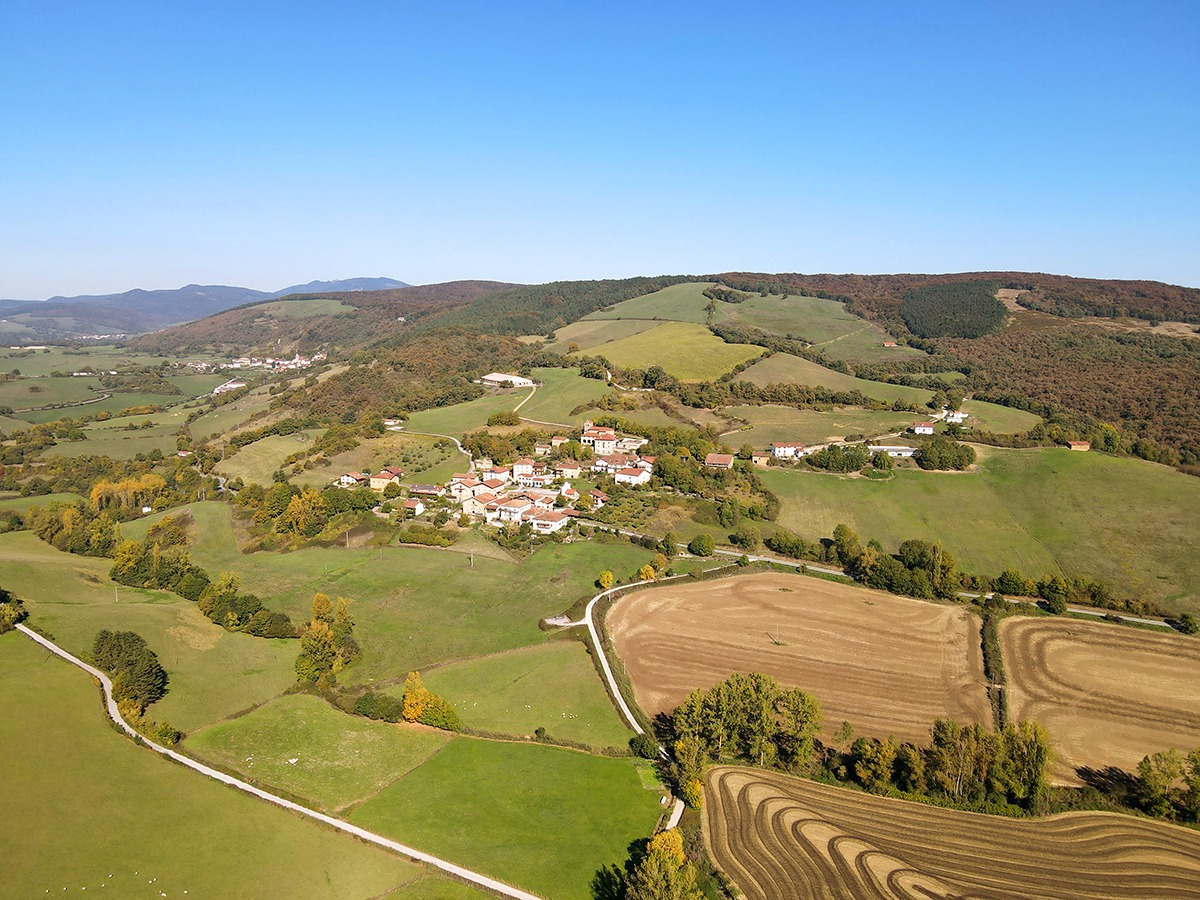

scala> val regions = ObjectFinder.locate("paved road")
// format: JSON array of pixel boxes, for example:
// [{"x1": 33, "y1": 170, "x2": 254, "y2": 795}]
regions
[{"x1": 15, "y1": 623, "x2": 544, "y2": 900}]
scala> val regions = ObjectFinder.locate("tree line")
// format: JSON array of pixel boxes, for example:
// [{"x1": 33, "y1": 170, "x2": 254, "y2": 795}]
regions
[{"x1": 92, "y1": 629, "x2": 181, "y2": 745}]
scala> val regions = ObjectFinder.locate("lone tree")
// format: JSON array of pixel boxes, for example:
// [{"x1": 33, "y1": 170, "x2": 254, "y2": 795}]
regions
[{"x1": 597, "y1": 570, "x2": 614, "y2": 590}]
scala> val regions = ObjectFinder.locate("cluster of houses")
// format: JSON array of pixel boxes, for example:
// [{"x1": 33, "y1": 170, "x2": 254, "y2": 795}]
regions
[{"x1": 229, "y1": 352, "x2": 326, "y2": 371}]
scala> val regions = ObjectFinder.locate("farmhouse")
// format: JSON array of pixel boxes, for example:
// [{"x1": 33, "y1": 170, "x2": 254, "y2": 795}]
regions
[
  {"x1": 1068, "y1": 440, "x2": 1091, "y2": 451},
  {"x1": 401, "y1": 498, "x2": 425, "y2": 516},
  {"x1": 771, "y1": 442, "x2": 806, "y2": 459},
  {"x1": 614, "y1": 467, "x2": 651, "y2": 486},
  {"x1": 751, "y1": 452, "x2": 772, "y2": 467},
  {"x1": 369, "y1": 466, "x2": 405, "y2": 491},
  {"x1": 461, "y1": 493, "x2": 494, "y2": 517},
  {"x1": 512, "y1": 458, "x2": 535, "y2": 477},
  {"x1": 336, "y1": 471, "x2": 370, "y2": 488},
  {"x1": 495, "y1": 498, "x2": 533, "y2": 523},
  {"x1": 408, "y1": 483, "x2": 446, "y2": 498},
  {"x1": 528, "y1": 510, "x2": 570, "y2": 534},
  {"x1": 551, "y1": 435, "x2": 570, "y2": 449},
  {"x1": 912, "y1": 422, "x2": 936, "y2": 435},
  {"x1": 581, "y1": 422, "x2": 618, "y2": 457},
  {"x1": 448, "y1": 478, "x2": 483, "y2": 501},
  {"x1": 534, "y1": 441, "x2": 552, "y2": 456},
  {"x1": 882, "y1": 341, "x2": 898, "y2": 348},
  {"x1": 212, "y1": 378, "x2": 247, "y2": 396},
  {"x1": 481, "y1": 372, "x2": 535, "y2": 388},
  {"x1": 553, "y1": 460, "x2": 582, "y2": 479},
  {"x1": 869, "y1": 444, "x2": 917, "y2": 459},
  {"x1": 704, "y1": 453, "x2": 735, "y2": 470},
  {"x1": 589, "y1": 489, "x2": 608, "y2": 509}
]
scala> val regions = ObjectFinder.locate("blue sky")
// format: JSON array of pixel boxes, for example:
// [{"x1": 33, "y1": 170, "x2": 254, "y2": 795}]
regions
[{"x1": 1, "y1": 1, "x2": 1197, "y2": 297}]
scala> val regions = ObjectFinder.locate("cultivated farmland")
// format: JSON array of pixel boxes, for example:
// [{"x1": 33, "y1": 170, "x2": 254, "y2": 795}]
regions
[
  {"x1": 1002, "y1": 617, "x2": 1200, "y2": 782},
  {"x1": 576, "y1": 321, "x2": 764, "y2": 382},
  {"x1": 705, "y1": 766, "x2": 1200, "y2": 900},
  {"x1": 216, "y1": 427, "x2": 326, "y2": 485},
  {"x1": 607, "y1": 572, "x2": 989, "y2": 743},
  {"x1": 403, "y1": 387, "x2": 532, "y2": 436},
  {"x1": 515, "y1": 366, "x2": 610, "y2": 425},
  {"x1": 721, "y1": 404, "x2": 916, "y2": 446}
]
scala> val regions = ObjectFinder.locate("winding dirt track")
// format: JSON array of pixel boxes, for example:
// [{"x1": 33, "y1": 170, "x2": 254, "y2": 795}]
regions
[
  {"x1": 1002, "y1": 617, "x2": 1200, "y2": 783},
  {"x1": 705, "y1": 766, "x2": 1200, "y2": 900},
  {"x1": 608, "y1": 573, "x2": 989, "y2": 743}
]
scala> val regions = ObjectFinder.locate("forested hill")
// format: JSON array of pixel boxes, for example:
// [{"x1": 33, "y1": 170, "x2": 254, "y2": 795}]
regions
[{"x1": 127, "y1": 281, "x2": 516, "y2": 354}]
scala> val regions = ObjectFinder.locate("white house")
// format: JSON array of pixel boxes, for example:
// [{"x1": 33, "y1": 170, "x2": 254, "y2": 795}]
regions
[
  {"x1": 869, "y1": 445, "x2": 917, "y2": 459},
  {"x1": 496, "y1": 498, "x2": 533, "y2": 523},
  {"x1": 401, "y1": 498, "x2": 425, "y2": 516},
  {"x1": 512, "y1": 458, "x2": 535, "y2": 478},
  {"x1": 771, "y1": 442, "x2": 806, "y2": 459},
  {"x1": 581, "y1": 426, "x2": 618, "y2": 457},
  {"x1": 481, "y1": 372, "x2": 535, "y2": 388},
  {"x1": 336, "y1": 471, "x2": 370, "y2": 488},
  {"x1": 912, "y1": 422, "x2": 936, "y2": 436},
  {"x1": 527, "y1": 510, "x2": 570, "y2": 534},
  {"x1": 614, "y1": 467, "x2": 651, "y2": 486},
  {"x1": 212, "y1": 379, "x2": 247, "y2": 396}
]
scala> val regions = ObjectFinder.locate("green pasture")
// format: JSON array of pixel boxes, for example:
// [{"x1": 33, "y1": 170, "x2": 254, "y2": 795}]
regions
[
  {"x1": 0, "y1": 531, "x2": 295, "y2": 731},
  {"x1": 717, "y1": 294, "x2": 924, "y2": 363},
  {"x1": 294, "y1": 431, "x2": 467, "y2": 489},
  {"x1": 178, "y1": 502, "x2": 658, "y2": 683},
  {"x1": 164, "y1": 372, "x2": 229, "y2": 395},
  {"x1": 738, "y1": 353, "x2": 933, "y2": 404},
  {"x1": 50, "y1": 419, "x2": 181, "y2": 459},
  {"x1": 190, "y1": 386, "x2": 275, "y2": 440},
  {"x1": 959, "y1": 399, "x2": 1042, "y2": 434},
  {"x1": 584, "y1": 281, "x2": 715, "y2": 324},
  {"x1": 13, "y1": 390, "x2": 195, "y2": 425},
  {"x1": 404, "y1": 388, "x2": 533, "y2": 437},
  {"x1": 763, "y1": 447, "x2": 1200, "y2": 612},
  {"x1": 517, "y1": 367, "x2": 610, "y2": 425},
  {"x1": 0, "y1": 633, "x2": 423, "y2": 899},
  {"x1": 248, "y1": 298, "x2": 356, "y2": 317},
  {"x1": 578, "y1": 321, "x2": 764, "y2": 382},
  {"x1": 185, "y1": 693, "x2": 451, "y2": 813},
  {"x1": 0, "y1": 491, "x2": 85, "y2": 512},
  {"x1": 0, "y1": 345, "x2": 207, "y2": 378},
  {"x1": 350, "y1": 736, "x2": 664, "y2": 900},
  {"x1": 422, "y1": 641, "x2": 632, "y2": 749},
  {"x1": 721, "y1": 404, "x2": 917, "y2": 447},
  {"x1": 0, "y1": 375, "x2": 102, "y2": 409},
  {"x1": 217, "y1": 428, "x2": 326, "y2": 485},
  {"x1": 541, "y1": 317, "x2": 661, "y2": 353}
]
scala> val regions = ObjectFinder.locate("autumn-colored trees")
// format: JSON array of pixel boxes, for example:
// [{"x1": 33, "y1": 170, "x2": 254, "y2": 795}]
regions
[
  {"x1": 0, "y1": 585, "x2": 27, "y2": 633},
  {"x1": 89, "y1": 473, "x2": 166, "y2": 511},
  {"x1": 295, "y1": 593, "x2": 360, "y2": 683}
]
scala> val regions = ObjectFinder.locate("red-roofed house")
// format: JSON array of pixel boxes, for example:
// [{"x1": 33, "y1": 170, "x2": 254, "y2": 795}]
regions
[
  {"x1": 912, "y1": 422, "x2": 936, "y2": 436},
  {"x1": 512, "y1": 458, "x2": 535, "y2": 477},
  {"x1": 336, "y1": 471, "x2": 371, "y2": 488},
  {"x1": 401, "y1": 498, "x2": 425, "y2": 516},
  {"x1": 369, "y1": 466, "x2": 405, "y2": 491},
  {"x1": 614, "y1": 467, "x2": 651, "y2": 486},
  {"x1": 771, "y1": 442, "x2": 806, "y2": 459},
  {"x1": 704, "y1": 453, "x2": 735, "y2": 470}
]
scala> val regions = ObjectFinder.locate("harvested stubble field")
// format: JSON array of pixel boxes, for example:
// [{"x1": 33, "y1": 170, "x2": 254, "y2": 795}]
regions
[
  {"x1": 607, "y1": 572, "x2": 988, "y2": 743},
  {"x1": 704, "y1": 766, "x2": 1200, "y2": 900},
  {"x1": 1002, "y1": 617, "x2": 1200, "y2": 782}
]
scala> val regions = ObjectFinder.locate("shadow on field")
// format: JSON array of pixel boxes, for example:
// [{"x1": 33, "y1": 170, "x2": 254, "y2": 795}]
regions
[{"x1": 1076, "y1": 765, "x2": 1141, "y2": 805}]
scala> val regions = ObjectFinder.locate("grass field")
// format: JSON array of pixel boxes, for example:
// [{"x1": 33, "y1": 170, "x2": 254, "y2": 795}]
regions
[
  {"x1": 958, "y1": 398, "x2": 1042, "y2": 434},
  {"x1": 705, "y1": 766, "x2": 1200, "y2": 900},
  {"x1": 216, "y1": 428, "x2": 326, "y2": 485},
  {"x1": 0, "y1": 530, "x2": 296, "y2": 731},
  {"x1": 516, "y1": 367, "x2": 610, "y2": 425},
  {"x1": 294, "y1": 432, "x2": 467, "y2": 489},
  {"x1": 185, "y1": 693, "x2": 451, "y2": 812},
  {"x1": 0, "y1": 632, "x2": 426, "y2": 899},
  {"x1": 190, "y1": 385, "x2": 276, "y2": 440},
  {"x1": 583, "y1": 281, "x2": 716, "y2": 324},
  {"x1": 0, "y1": 374, "x2": 102, "y2": 408},
  {"x1": 350, "y1": 736, "x2": 665, "y2": 900},
  {"x1": 179, "y1": 502, "x2": 659, "y2": 683},
  {"x1": 422, "y1": 641, "x2": 633, "y2": 749},
  {"x1": 739, "y1": 353, "x2": 933, "y2": 404},
  {"x1": 721, "y1": 404, "x2": 917, "y2": 447},
  {"x1": 1002, "y1": 617, "x2": 1200, "y2": 782},
  {"x1": 0, "y1": 345, "x2": 214, "y2": 378},
  {"x1": 609, "y1": 572, "x2": 988, "y2": 743},
  {"x1": 715, "y1": 294, "x2": 924, "y2": 364},
  {"x1": 577, "y1": 321, "x2": 764, "y2": 382},
  {"x1": 403, "y1": 388, "x2": 533, "y2": 436},
  {"x1": 53, "y1": 417, "x2": 182, "y2": 458},
  {"x1": 0, "y1": 491, "x2": 85, "y2": 512},
  {"x1": 541, "y1": 317, "x2": 660, "y2": 353},
  {"x1": 762, "y1": 447, "x2": 1200, "y2": 612}
]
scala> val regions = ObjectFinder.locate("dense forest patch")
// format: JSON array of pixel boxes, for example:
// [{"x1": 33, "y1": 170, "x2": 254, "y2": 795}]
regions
[{"x1": 899, "y1": 281, "x2": 1007, "y2": 338}]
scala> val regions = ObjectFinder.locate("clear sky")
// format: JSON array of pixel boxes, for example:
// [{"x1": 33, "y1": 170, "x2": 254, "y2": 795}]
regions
[{"x1": 1, "y1": 1, "x2": 1197, "y2": 298}]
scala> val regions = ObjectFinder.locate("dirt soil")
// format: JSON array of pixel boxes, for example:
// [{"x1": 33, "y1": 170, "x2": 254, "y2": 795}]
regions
[
  {"x1": 705, "y1": 766, "x2": 1200, "y2": 900},
  {"x1": 607, "y1": 572, "x2": 989, "y2": 743},
  {"x1": 1002, "y1": 617, "x2": 1200, "y2": 784}
]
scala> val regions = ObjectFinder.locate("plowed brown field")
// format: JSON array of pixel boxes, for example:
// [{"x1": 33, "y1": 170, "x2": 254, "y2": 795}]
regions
[
  {"x1": 607, "y1": 573, "x2": 988, "y2": 743},
  {"x1": 705, "y1": 766, "x2": 1200, "y2": 900},
  {"x1": 1002, "y1": 617, "x2": 1200, "y2": 782}
]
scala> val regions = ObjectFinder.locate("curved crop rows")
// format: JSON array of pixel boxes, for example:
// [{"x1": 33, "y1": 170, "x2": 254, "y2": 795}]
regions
[
  {"x1": 1001, "y1": 618, "x2": 1200, "y2": 780},
  {"x1": 705, "y1": 767, "x2": 1200, "y2": 900}
]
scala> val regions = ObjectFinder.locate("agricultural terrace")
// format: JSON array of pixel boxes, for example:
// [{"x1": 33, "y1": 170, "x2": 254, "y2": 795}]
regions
[
  {"x1": 714, "y1": 293, "x2": 924, "y2": 363},
  {"x1": 762, "y1": 447, "x2": 1200, "y2": 613},
  {"x1": 293, "y1": 431, "x2": 466, "y2": 490},
  {"x1": 350, "y1": 737, "x2": 664, "y2": 900},
  {"x1": 721, "y1": 404, "x2": 916, "y2": 447},
  {"x1": 576, "y1": 321, "x2": 764, "y2": 382},
  {"x1": 403, "y1": 387, "x2": 532, "y2": 436},
  {"x1": 0, "y1": 633, "x2": 427, "y2": 899},
  {"x1": 185, "y1": 693, "x2": 452, "y2": 813},
  {"x1": 539, "y1": 317, "x2": 660, "y2": 354},
  {"x1": 420, "y1": 642, "x2": 633, "y2": 749},
  {"x1": 175, "y1": 502, "x2": 659, "y2": 683},
  {"x1": 515, "y1": 367, "x2": 610, "y2": 426},
  {"x1": 246, "y1": 297, "x2": 356, "y2": 317},
  {"x1": 215, "y1": 428, "x2": 325, "y2": 485},
  {"x1": 608, "y1": 572, "x2": 988, "y2": 744},
  {"x1": 0, "y1": 530, "x2": 296, "y2": 731},
  {"x1": 582, "y1": 281, "x2": 716, "y2": 324},
  {"x1": 705, "y1": 767, "x2": 1200, "y2": 900},
  {"x1": 1002, "y1": 617, "x2": 1200, "y2": 783}
]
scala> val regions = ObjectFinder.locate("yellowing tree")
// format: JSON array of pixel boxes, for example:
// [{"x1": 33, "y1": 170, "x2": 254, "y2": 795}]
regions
[
  {"x1": 598, "y1": 570, "x2": 615, "y2": 590},
  {"x1": 402, "y1": 671, "x2": 430, "y2": 722},
  {"x1": 652, "y1": 553, "x2": 668, "y2": 572},
  {"x1": 638, "y1": 564, "x2": 656, "y2": 582}
]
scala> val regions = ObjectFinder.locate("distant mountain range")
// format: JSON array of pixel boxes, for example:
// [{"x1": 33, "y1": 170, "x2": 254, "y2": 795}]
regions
[{"x1": 0, "y1": 277, "x2": 410, "y2": 341}]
